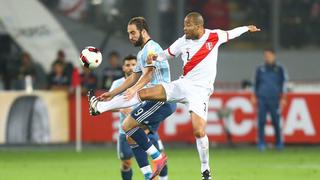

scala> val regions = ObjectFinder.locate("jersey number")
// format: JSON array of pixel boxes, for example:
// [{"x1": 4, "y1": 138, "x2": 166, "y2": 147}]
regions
[
  {"x1": 187, "y1": 51, "x2": 190, "y2": 61},
  {"x1": 134, "y1": 108, "x2": 144, "y2": 116}
]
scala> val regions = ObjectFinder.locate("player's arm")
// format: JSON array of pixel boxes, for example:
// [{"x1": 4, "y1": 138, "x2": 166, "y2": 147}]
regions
[
  {"x1": 279, "y1": 66, "x2": 289, "y2": 108},
  {"x1": 124, "y1": 67, "x2": 154, "y2": 100},
  {"x1": 219, "y1": 25, "x2": 260, "y2": 43},
  {"x1": 251, "y1": 67, "x2": 260, "y2": 105},
  {"x1": 130, "y1": 67, "x2": 154, "y2": 92},
  {"x1": 147, "y1": 37, "x2": 183, "y2": 64},
  {"x1": 99, "y1": 72, "x2": 141, "y2": 101}
]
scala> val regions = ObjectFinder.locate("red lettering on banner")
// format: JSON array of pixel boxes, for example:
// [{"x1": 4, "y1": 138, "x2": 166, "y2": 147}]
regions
[{"x1": 69, "y1": 92, "x2": 320, "y2": 144}]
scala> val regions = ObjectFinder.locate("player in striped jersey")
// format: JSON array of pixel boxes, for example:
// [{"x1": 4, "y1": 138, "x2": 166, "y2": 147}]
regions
[
  {"x1": 111, "y1": 55, "x2": 167, "y2": 180},
  {"x1": 89, "y1": 17, "x2": 176, "y2": 179}
]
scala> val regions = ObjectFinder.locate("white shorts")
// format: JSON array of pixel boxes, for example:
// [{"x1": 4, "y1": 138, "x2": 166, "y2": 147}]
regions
[{"x1": 161, "y1": 78, "x2": 213, "y2": 121}]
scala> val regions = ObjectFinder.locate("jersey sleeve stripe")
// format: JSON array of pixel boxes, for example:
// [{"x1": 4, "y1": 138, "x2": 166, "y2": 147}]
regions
[
  {"x1": 167, "y1": 47, "x2": 175, "y2": 57},
  {"x1": 226, "y1": 31, "x2": 229, "y2": 41}
]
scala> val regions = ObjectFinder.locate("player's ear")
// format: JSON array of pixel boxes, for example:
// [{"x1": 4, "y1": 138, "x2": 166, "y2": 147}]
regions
[{"x1": 141, "y1": 29, "x2": 147, "y2": 36}]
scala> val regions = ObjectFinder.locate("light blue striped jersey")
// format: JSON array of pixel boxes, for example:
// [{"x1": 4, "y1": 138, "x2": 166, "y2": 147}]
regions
[
  {"x1": 134, "y1": 40, "x2": 171, "y2": 87},
  {"x1": 109, "y1": 77, "x2": 127, "y2": 134}
]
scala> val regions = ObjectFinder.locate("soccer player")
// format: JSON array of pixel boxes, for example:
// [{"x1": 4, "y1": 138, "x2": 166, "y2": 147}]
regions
[
  {"x1": 89, "y1": 17, "x2": 176, "y2": 180},
  {"x1": 110, "y1": 55, "x2": 168, "y2": 180},
  {"x1": 89, "y1": 12, "x2": 260, "y2": 179},
  {"x1": 111, "y1": 55, "x2": 137, "y2": 180}
]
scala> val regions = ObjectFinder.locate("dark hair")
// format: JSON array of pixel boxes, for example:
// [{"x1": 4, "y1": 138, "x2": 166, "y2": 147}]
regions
[
  {"x1": 128, "y1": 17, "x2": 149, "y2": 33},
  {"x1": 22, "y1": 52, "x2": 31, "y2": 60},
  {"x1": 264, "y1": 47, "x2": 275, "y2": 53},
  {"x1": 186, "y1": 12, "x2": 204, "y2": 26},
  {"x1": 123, "y1": 54, "x2": 137, "y2": 64},
  {"x1": 57, "y1": 49, "x2": 65, "y2": 56},
  {"x1": 109, "y1": 51, "x2": 120, "y2": 58},
  {"x1": 52, "y1": 60, "x2": 63, "y2": 67}
]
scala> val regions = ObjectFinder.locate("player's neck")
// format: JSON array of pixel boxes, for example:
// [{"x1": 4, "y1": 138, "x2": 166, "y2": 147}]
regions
[
  {"x1": 197, "y1": 29, "x2": 205, "y2": 39},
  {"x1": 141, "y1": 35, "x2": 151, "y2": 48}
]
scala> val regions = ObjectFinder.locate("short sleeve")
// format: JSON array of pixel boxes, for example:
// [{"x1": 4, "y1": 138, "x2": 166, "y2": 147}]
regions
[
  {"x1": 109, "y1": 80, "x2": 118, "y2": 91},
  {"x1": 133, "y1": 60, "x2": 142, "y2": 73},
  {"x1": 216, "y1": 29, "x2": 229, "y2": 44},
  {"x1": 167, "y1": 36, "x2": 184, "y2": 56},
  {"x1": 144, "y1": 43, "x2": 157, "y2": 67}
]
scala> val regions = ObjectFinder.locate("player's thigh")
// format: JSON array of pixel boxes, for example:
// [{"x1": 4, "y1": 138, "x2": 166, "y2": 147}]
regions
[
  {"x1": 187, "y1": 87, "x2": 211, "y2": 123},
  {"x1": 190, "y1": 111, "x2": 207, "y2": 131},
  {"x1": 139, "y1": 85, "x2": 167, "y2": 101},
  {"x1": 131, "y1": 101, "x2": 164, "y2": 124},
  {"x1": 117, "y1": 134, "x2": 134, "y2": 160},
  {"x1": 133, "y1": 102, "x2": 176, "y2": 132},
  {"x1": 161, "y1": 79, "x2": 188, "y2": 103},
  {"x1": 187, "y1": 88, "x2": 210, "y2": 136}
]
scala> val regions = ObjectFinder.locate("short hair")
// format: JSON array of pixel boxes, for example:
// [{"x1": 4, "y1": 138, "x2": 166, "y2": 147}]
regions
[
  {"x1": 22, "y1": 52, "x2": 31, "y2": 60},
  {"x1": 128, "y1": 17, "x2": 149, "y2": 33},
  {"x1": 264, "y1": 47, "x2": 275, "y2": 53},
  {"x1": 185, "y1": 12, "x2": 204, "y2": 26},
  {"x1": 109, "y1": 51, "x2": 120, "y2": 58},
  {"x1": 52, "y1": 60, "x2": 63, "y2": 67},
  {"x1": 123, "y1": 54, "x2": 137, "y2": 64},
  {"x1": 57, "y1": 49, "x2": 65, "y2": 57}
]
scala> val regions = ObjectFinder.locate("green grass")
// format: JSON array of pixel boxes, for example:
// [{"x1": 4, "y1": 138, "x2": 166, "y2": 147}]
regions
[{"x1": 0, "y1": 146, "x2": 319, "y2": 180}]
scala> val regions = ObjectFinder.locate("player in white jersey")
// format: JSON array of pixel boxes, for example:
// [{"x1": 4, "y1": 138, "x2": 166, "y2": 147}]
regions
[{"x1": 89, "y1": 12, "x2": 260, "y2": 179}]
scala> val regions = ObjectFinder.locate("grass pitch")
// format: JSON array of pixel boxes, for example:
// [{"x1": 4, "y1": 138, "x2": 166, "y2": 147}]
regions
[{"x1": 0, "y1": 146, "x2": 319, "y2": 180}]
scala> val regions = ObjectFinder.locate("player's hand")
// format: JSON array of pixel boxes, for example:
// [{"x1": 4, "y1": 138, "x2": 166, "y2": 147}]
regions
[
  {"x1": 147, "y1": 53, "x2": 158, "y2": 65},
  {"x1": 247, "y1": 25, "x2": 261, "y2": 32},
  {"x1": 124, "y1": 88, "x2": 136, "y2": 101},
  {"x1": 280, "y1": 97, "x2": 287, "y2": 110},
  {"x1": 250, "y1": 95, "x2": 257, "y2": 105},
  {"x1": 98, "y1": 91, "x2": 114, "y2": 101}
]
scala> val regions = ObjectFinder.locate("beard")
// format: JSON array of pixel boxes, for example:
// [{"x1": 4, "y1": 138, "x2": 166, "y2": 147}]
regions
[
  {"x1": 133, "y1": 34, "x2": 144, "y2": 47},
  {"x1": 186, "y1": 33, "x2": 198, "y2": 40},
  {"x1": 125, "y1": 71, "x2": 133, "y2": 77}
]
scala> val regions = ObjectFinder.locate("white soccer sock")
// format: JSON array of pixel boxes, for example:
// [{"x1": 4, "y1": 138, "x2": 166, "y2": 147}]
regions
[
  {"x1": 96, "y1": 93, "x2": 141, "y2": 113},
  {"x1": 196, "y1": 135, "x2": 210, "y2": 173},
  {"x1": 140, "y1": 165, "x2": 152, "y2": 179},
  {"x1": 159, "y1": 176, "x2": 168, "y2": 180},
  {"x1": 146, "y1": 145, "x2": 162, "y2": 160}
]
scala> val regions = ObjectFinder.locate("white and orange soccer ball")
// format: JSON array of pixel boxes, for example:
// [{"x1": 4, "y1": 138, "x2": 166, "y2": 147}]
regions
[{"x1": 79, "y1": 46, "x2": 102, "y2": 70}]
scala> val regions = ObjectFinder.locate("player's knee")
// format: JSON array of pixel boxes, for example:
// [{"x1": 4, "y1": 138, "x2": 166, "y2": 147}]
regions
[
  {"x1": 121, "y1": 159, "x2": 132, "y2": 170},
  {"x1": 126, "y1": 136, "x2": 136, "y2": 145},
  {"x1": 138, "y1": 89, "x2": 148, "y2": 100},
  {"x1": 193, "y1": 128, "x2": 206, "y2": 138},
  {"x1": 122, "y1": 117, "x2": 136, "y2": 132},
  {"x1": 121, "y1": 123, "x2": 129, "y2": 132}
]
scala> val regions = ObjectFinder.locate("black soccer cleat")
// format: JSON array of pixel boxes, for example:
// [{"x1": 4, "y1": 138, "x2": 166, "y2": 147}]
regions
[
  {"x1": 202, "y1": 169, "x2": 212, "y2": 180},
  {"x1": 87, "y1": 89, "x2": 100, "y2": 116}
]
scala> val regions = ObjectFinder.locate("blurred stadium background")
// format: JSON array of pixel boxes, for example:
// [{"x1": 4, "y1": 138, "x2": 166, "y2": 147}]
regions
[{"x1": 0, "y1": 0, "x2": 320, "y2": 179}]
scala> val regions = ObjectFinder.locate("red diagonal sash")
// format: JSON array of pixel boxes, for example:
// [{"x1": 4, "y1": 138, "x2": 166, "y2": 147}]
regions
[{"x1": 183, "y1": 33, "x2": 218, "y2": 76}]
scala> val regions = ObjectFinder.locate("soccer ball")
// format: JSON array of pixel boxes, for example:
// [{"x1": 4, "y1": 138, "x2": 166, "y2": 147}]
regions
[{"x1": 79, "y1": 46, "x2": 102, "y2": 70}]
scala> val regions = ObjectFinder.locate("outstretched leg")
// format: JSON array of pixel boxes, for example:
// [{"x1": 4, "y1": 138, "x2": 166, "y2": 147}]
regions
[{"x1": 88, "y1": 85, "x2": 167, "y2": 115}]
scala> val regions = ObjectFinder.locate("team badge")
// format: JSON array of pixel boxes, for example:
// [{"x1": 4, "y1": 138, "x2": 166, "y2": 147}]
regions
[{"x1": 206, "y1": 42, "x2": 213, "y2": 50}]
